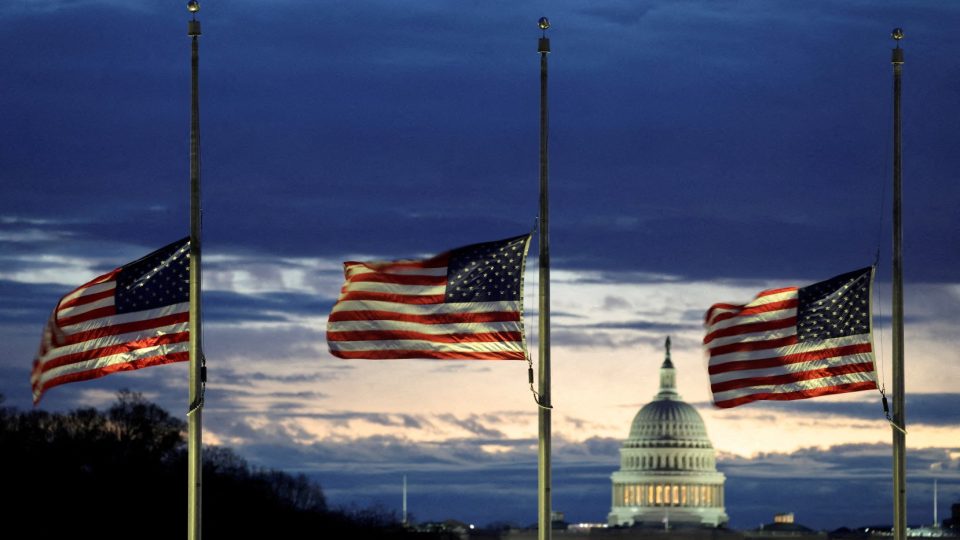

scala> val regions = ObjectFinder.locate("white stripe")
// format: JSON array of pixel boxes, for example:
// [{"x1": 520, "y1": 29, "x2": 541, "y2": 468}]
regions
[
  {"x1": 59, "y1": 302, "x2": 190, "y2": 335},
  {"x1": 708, "y1": 333, "x2": 872, "y2": 367},
  {"x1": 34, "y1": 341, "x2": 190, "y2": 387},
  {"x1": 327, "y1": 320, "x2": 520, "y2": 334},
  {"x1": 60, "y1": 279, "x2": 116, "y2": 306},
  {"x1": 342, "y1": 282, "x2": 446, "y2": 296},
  {"x1": 709, "y1": 351, "x2": 875, "y2": 384},
  {"x1": 328, "y1": 339, "x2": 524, "y2": 353},
  {"x1": 37, "y1": 321, "x2": 189, "y2": 365},
  {"x1": 330, "y1": 300, "x2": 520, "y2": 315},
  {"x1": 712, "y1": 371, "x2": 878, "y2": 403},
  {"x1": 706, "y1": 326, "x2": 798, "y2": 350},
  {"x1": 57, "y1": 295, "x2": 116, "y2": 320}
]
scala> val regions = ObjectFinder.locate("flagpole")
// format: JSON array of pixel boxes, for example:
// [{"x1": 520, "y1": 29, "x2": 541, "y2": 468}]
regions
[
  {"x1": 187, "y1": 2, "x2": 204, "y2": 540},
  {"x1": 890, "y1": 27, "x2": 906, "y2": 540},
  {"x1": 536, "y1": 17, "x2": 552, "y2": 540}
]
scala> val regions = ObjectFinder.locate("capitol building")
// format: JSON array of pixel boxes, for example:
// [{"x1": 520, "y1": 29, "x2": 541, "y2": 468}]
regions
[{"x1": 608, "y1": 338, "x2": 729, "y2": 528}]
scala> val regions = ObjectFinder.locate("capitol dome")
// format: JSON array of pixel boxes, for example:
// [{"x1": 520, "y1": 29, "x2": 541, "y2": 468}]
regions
[{"x1": 608, "y1": 337, "x2": 728, "y2": 528}]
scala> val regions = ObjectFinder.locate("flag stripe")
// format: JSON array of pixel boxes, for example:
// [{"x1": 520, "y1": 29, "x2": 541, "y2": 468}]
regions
[
  {"x1": 710, "y1": 356, "x2": 877, "y2": 392},
  {"x1": 346, "y1": 273, "x2": 448, "y2": 286},
  {"x1": 328, "y1": 309, "x2": 520, "y2": 324},
  {"x1": 59, "y1": 312, "x2": 190, "y2": 347},
  {"x1": 703, "y1": 315, "x2": 797, "y2": 344},
  {"x1": 36, "y1": 331, "x2": 190, "y2": 374},
  {"x1": 336, "y1": 291, "x2": 447, "y2": 304},
  {"x1": 328, "y1": 320, "x2": 521, "y2": 334},
  {"x1": 713, "y1": 380, "x2": 879, "y2": 409},
  {"x1": 328, "y1": 338, "x2": 524, "y2": 353},
  {"x1": 328, "y1": 329, "x2": 522, "y2": 343},
  {"x1": 34, "y1": 350, "x2": 191, "y2": 399},
  {"x1": 343, "y1": 282, "x2": 448, "y2": 295},
  {"x1": 331, "y1": 349, "x2": 526, "y2": 360}
]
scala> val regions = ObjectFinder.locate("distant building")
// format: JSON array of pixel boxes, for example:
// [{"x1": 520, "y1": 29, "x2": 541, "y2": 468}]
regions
[
  {"x1": 746, "y1": 514, "x2": 821, "y2": 539},
  {"x1": 608, "y1": 338, "x2": 729, "y2": 528}
]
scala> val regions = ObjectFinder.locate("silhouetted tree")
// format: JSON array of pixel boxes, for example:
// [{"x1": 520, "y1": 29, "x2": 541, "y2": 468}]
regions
[{"x1": 0, "y1": 392, "x2": 450, "y2": 540}]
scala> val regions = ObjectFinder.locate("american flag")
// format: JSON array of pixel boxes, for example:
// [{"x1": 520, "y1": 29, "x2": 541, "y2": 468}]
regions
[
  {"x1": 703, "y1": 267, "x2": 877, "y2": 408},
  {"x1": 327, "y1": 234, "x2": 531, "y2": 360},
  {"x1": 31, "y1": 238, "x2": 191, "y2": 404}
]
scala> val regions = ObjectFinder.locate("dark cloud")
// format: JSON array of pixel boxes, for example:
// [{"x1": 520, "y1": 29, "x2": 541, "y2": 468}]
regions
[
  {"x1": 3, "y1": 1, "x2": 958, "y2": 282},
  {"x1": 578, "y1": 2, "x2": 656, "y2": 26},
  {"x1": 203, "y1": 290, "x2": 335, "y2": 324},
  {"x1": 0, "y1": 280, "x2": 66, "y2": 324},
  {"x1": 214, "y1": 369, "x2": 344, "y2": 387},
  {"x1": 436, "y1": 414, "x2": 506, "y2": 439}
]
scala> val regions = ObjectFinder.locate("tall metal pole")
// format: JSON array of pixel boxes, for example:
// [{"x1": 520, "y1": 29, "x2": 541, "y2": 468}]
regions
[
  {"x1": 890, "y1": 27, "x2": 906, "y2": 540},
  {"x1": 536, "y1": 17, "x2": 552, "y2": 540},
  {"x1": 187, "y1": 2, "x2": 204, "y2": 540}
]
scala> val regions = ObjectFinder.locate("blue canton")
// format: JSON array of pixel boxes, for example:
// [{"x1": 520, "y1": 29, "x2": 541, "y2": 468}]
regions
[
  {"x1": 115, "y1": 238, "x2": 190, "y2": 313},
  {"x1": 796, "y1": 267, "x2": 871, "y2": 342},
  {"x1": 445, "y1": 236, "x2": 528, "y2": 303}
]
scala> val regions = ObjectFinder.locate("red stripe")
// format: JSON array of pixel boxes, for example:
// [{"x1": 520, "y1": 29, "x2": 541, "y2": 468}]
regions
[
  {"x1": 348, "y1": 273, "x2": 447, "y2": 286},
  {"x1": 36, "y1": 331, "x2": 190, "y2": 374},
  {"x1": 706, "y1": 299, "x2": 798, "y2": 327},
  {"x1": 328, "y1": 310, "x2": 520, "y2": 324},
  {"x1": 58, "y1": 286, "x2": 116, "y2": 310},
  {"x1": 713, "y1": 380, "x2": 879, "y2": 409},
  {"x1": 59, "y1": 312, "x2": 189, "y2": 346},
  {"x1": 709, "y1": 343, "x2": 873, "y2": 375},
  {"x1": 57, "y1": 305, "x2": 117, "y2": 327},
  {"x1": 327, "y1": 330, "x2": 522, "y2": 343},
  {"x1": 710, "y1": 361, "x2": 876, "y2": 393},
  {"x1": 703, "y1": 316, "x2": 797, "y2": 345},
  {"x1": 337, "y1": 292, "x2": 446, "y2": 304},
  {"x1": 706, "y1": 335, "x2": 799, "y2": 357},
  {"x1": 33, "y1": 351, "x2": 188, "y2": 405},
  {"x1": 330, "y1": 349, "x2": 526, "y2": 360}
]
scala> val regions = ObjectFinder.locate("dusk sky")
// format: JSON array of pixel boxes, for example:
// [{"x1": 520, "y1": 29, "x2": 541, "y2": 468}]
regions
[{"x1": 2, "y1": 0, "x2": 959, "y2": 531}]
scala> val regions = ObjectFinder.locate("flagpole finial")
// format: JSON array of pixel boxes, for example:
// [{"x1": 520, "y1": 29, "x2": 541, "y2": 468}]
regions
[
  {"x1": 538, "y1": 17, "x2": 550, "y2": 53},
  {"x1": 891, "y1": 28, "x2": 904, "y2": 41},
  {"x1": 187, "y1": 0, "x2": 201, "y2": 35}
]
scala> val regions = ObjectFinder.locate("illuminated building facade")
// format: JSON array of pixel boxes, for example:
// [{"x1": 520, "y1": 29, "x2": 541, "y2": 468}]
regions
[{"x1": 608, "y1": 338, "x2": 728, "y2": 528}]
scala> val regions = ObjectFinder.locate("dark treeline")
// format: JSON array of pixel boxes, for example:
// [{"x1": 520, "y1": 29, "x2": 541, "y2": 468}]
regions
[{"x1": 0, "y1": 391, "x2": 451, "y2": 540}]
